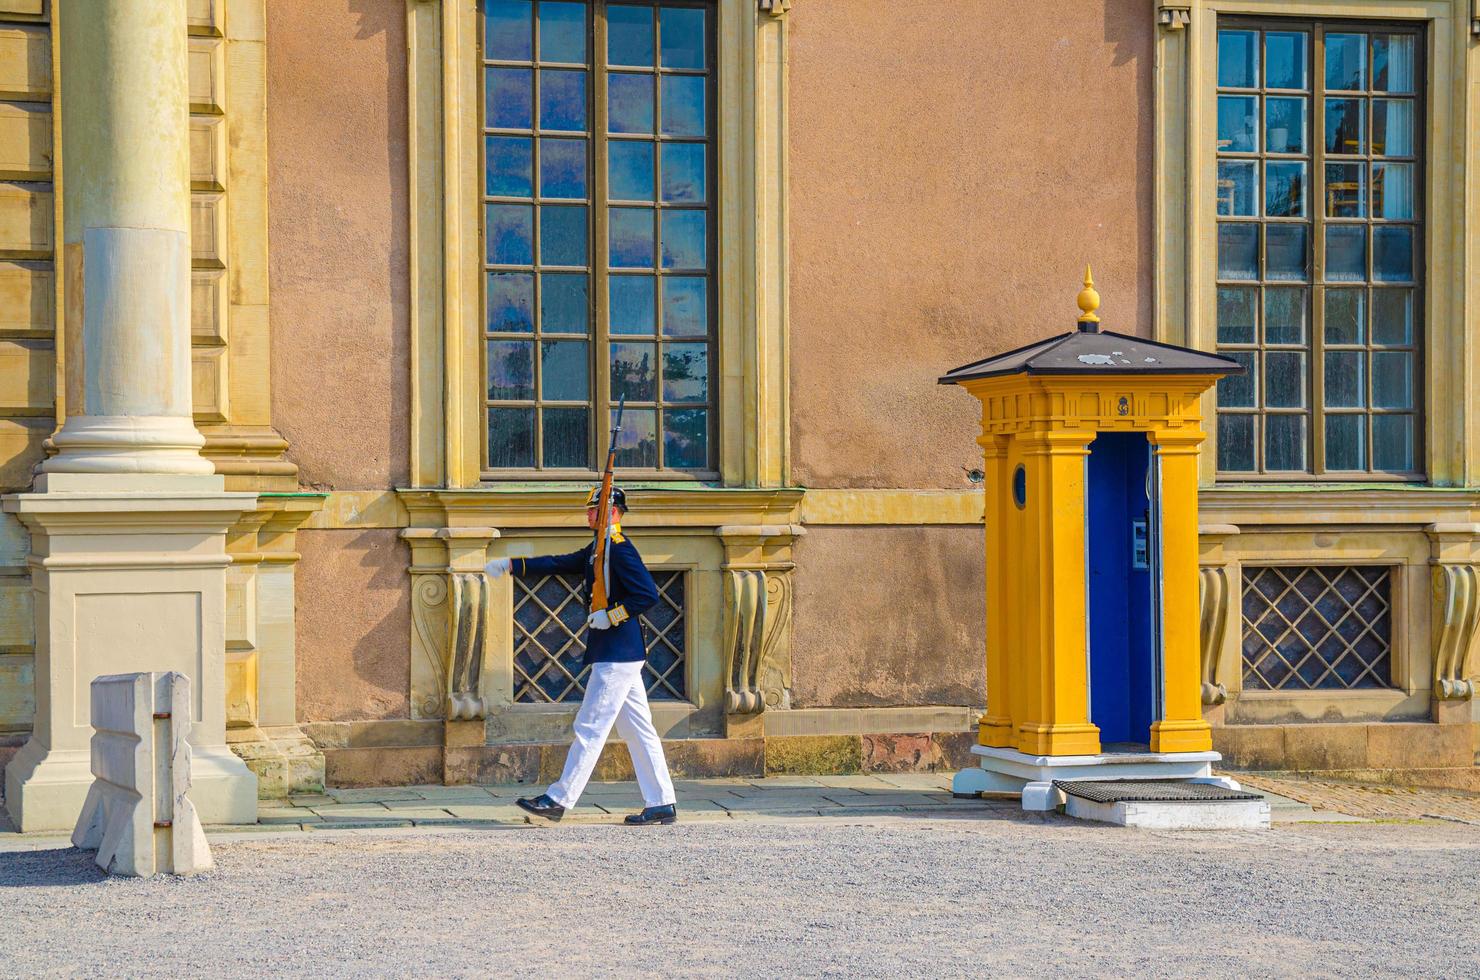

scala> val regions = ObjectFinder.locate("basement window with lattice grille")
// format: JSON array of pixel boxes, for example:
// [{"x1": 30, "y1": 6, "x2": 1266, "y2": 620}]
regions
[
  {"x1": 1241, "y1": 565, "x2": 1394, "y2": 690},
  {"x1": 512, "y1": 568, "x2": 688, "y2": 703}
]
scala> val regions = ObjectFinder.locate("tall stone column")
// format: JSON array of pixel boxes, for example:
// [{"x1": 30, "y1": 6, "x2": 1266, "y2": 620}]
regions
[{"x1": 2, "y1": 0, "x2": 257, "y2": 831}]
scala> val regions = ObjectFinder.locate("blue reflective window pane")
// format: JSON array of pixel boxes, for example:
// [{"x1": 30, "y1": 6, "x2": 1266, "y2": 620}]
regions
[
  {"x1": 613, "y1": 408, "x2": 657, "y2": 467},
  {"x1": 609, "y1": 275, "x2": 656, "y2": 334},
  {"x1": 1217, "y1": 30, "x2": 1258, "y2": 88},
  {"x1": 487, "y1": 340, "x2": 535, "y2": 399},
  {"x1": 1264, "y1": 287, "x2": 1307, "y2": 345},
  {"x1": 538, "y1": 1, "x2": 586, "y2": 62},
  {"x1": 1371, "y1": 289, "x2": 1412, "y2": 344},
  {"x1": 487, "y1": 204, "x2": 534, "y2": 265},
  {"x1": 1217, "y1": 224, "x2": 1259, "y2": 280},
  {"x1": 1216, "y1": 96, "x2": 1258, "y2": 153},
  {"x1": 608, "y1": 141, "x2": 654, "y2": 200},
  {"x1": 485, "y1": 0, "x2": 533, "y2": 61},
  {"x1": 1372, "y1": 414, "x2": 1414, "y2": 471},
  {"x1": 486, "y1": 68, "x2": 533, "y2": 129},
  {"x1": 660, "y1": 210, "x2": 706, "y2": 270},
  {"x1": 1265, "y1": 161, "x2": 1306, "y2": 217},
  {"x1": 662, "y1": 343, "x2": 708, "y2": 402},
  {"x1": 1217, "y1": 414, "x2": 1256, "y2": 471},
  {"x1": 1217, "y1": 352, "x2": 1256, "y2": 408},
  {"x1": 486, "y1": 136, "x2": 533, "y2": 197},
  {"x1": 1373, "y1": 34, "x2": 1416, "y2": 94},
  {"x1": 660, "y1": 143, "x2": 705, "y2": 203},
  {"x1": 1264, "y1": 31, "x2": 1308, "y2": 89},
  {"x1": 487, "y1": 272, "x2": 535, "y2": 332},
  {"x1": 540, "y1": 340, "x2": 589, "y2": 400},
  {"x1": 609, "y1": 207, "x2": 655, "y2": 268},
  {"x1": 1325, "y1": 98, "x2": 1366, "y2": 154},
  {"x1": 660, "y1": 75, "x2": 706, "y2": 137},
  {"x1": 1324, "y1": 351, "x2": 1365, "y2": 408},
  {"x1": 1265, "y1": 414, "x2": 1307, "y2": 471},
  {"x1": 660, "y1": 7, "x2": 706, "y2": 69},
  {"x1": 543, "y1": 407, "x2": 588, "y2": 468},
  {"x1": 608, "y1": 73, "x2": 654, "y2": 134},
  {"x1": 607, "y1": 4, "x2": 654, "y2": 66},
  {"x1": 663, "y1": 408, "x2": 707, "y2": 468},
  {"x1": 489, "y1": 408, "x2": 535, "y2": 467},
  {"x1": 1325, "y1": 415, "x2": 1365, "y2": 471},
  {"x1": 1217, "y1": 287, "x2": 1257, "y2": 344},
  {"x1": 539, "y1": 205, "x2": 588, "y2": 266},
  {"x1": 1324, "y1": 163, "x2": 1366, "y2": 218},
  {"x1": 1264, "y1": 352, "x2": 1306, "y2": 408},
  {"x1": 539, "y1": 69, "x2": 588, "y2": 130},
  {"x1": 1325, "y1": 289, "x2": 1365, "y2": 344},
  {"x1": 540, "y1": 273, "x2": 588, "y2": 332},
  {"x1": 1265, "y1": 224, "x2": 1309, "y2": 281},
  {"x1": 611, "y1": 342, "x2": 656, "y2": 401},
  {"x1": 1325, "y1": 225, "x2": 1367, "y2": 282},
  {"x1": 539, "y1": 138, "x2": 587, "y2": 199},
  {"x1": 1264, "y1": 97, "x2": 1306, "y2": 154},
  {"x1": 662, "y1": 276, "x2": 707, "y2": 336},
  {"x1": 1373, "y1": 226, "x2": 1413, "y2": 283},
  {"x1": 1217, "y1": 161, "x2": 1257, "y2": 217},
  {"x1": 1325, "y1": 33, "x2": 1367, "y2": 90}
]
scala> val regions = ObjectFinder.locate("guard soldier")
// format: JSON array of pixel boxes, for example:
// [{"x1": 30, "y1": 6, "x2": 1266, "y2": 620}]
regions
[{"x1": 485, "y1": 486, "x2": 679, "y2": 825}]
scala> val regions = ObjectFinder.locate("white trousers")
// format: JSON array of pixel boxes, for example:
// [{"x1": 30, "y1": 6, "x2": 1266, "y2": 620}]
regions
[{"x1": 547, "y1": 660, "x2": 676, "y2": 810}]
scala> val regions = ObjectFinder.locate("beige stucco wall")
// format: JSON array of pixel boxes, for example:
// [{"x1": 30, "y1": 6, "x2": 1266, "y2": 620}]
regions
[
  {"x1": 787, "y1": 0, "x2": 1154, "y2": 490},
  {"x1": 790, "y1": 526, "x2": 986, "y2": 708},
  {"x1": 267, "y1": 0, "x2": 410, "y2": 491},
  {"x1": 295, "y1": 529, "x2": 412, "y2": 723}
]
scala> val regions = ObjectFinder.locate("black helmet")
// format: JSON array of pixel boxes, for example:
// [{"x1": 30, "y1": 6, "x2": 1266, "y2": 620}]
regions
[{"x1": 585, "y1": 486, "x2": 628, "y2": 512}]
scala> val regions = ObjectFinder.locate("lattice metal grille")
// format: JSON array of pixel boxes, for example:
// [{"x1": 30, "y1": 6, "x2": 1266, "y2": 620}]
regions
[
  {"x1": 1242, "y1": 565, "x2": 1394, "y2": 689},
  {"x1": 513, "y1": 570, "x2": 687, "y2": 703}
]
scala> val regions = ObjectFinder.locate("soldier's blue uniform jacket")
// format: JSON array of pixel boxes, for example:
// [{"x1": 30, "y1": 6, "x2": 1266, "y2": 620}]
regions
[{"x1": 512, "y1": 527, "x2": 659, "y2": 665}]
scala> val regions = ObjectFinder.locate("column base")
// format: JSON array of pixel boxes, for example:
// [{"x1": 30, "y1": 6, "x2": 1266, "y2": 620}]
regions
[
  {"x1": 227, "y1": 726, "x2": 325, "y2": 799},
  {"x1": 4, "y1": 736, "x2": 257, "y2": 832},
  {"x1": 957, "y1": 744, "x2": 1222, "y2": 812},
  {"x1": 1013, "y1": 722, "x2": 1102, "y2": 757}
]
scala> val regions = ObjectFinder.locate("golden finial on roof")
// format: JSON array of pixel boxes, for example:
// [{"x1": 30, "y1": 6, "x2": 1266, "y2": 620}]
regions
[{"x1": 1076, "y1": 265, "x2": 1101, "y2": 326}]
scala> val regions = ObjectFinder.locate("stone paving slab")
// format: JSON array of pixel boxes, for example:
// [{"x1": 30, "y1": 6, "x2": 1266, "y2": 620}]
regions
[{"x1": 1239, "y1": 773, "x2": 1480, "y2": 824}]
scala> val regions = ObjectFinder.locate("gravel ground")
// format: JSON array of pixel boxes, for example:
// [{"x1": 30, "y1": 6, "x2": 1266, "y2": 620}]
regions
[{"x1": 2, "y1": 811, "x2": 1478, "y2": 979}]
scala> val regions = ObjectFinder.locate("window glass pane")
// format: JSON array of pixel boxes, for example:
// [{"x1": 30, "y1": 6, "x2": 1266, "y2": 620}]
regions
[
  {"x1": 609, "y1": 140, "x2": 654, "y2": 201},
  {"x1": 1324, "y1": 33, "x2": 1366, "y2": 90},
  {"x1": 488, "y1": 340, "x2": 535, "y2": 399},
  {"x1": 488, "y1": 272, "x2": 535, "y2": 332},
  {"x1": 1371, "y1": 162, "x2": 1413, "y2": 219},
  {"x1": 1218, "y1": 352, "x2": 1257, "y2": 407},
  {"x1": 608, "y1": 73, "x2": 654, "y2": 133},
  {"x1": 1265, "y1": 414, "x2": 1307, "y2": 470},
  {"x1": 1217, "y1": 224, "x2": 1259, "y2": 280},
  {"x1": 611, "y1": 342, "x2": 655, "y2": 401},
  {"x1": 659, "y1": 7, "x2": 706, "y2": 70},
  {"x1": 662, "y1": 276, "x2": 707, "y2": 337},
  {"x1": 1324, "y1": 351, "x2": 1364, "y2": 407},
  {"x1": 487, "y1": 204, "x2": 535, "y2": 265},
  {"x1": 489, "y1": 408, "x2": 536, "y2": 467},
  {"x1": 1217, "y1": 287, "x2": 1257, "y2": 344},
  {"x1": 660, "y1": 210, "x2": 706, "y2": 270},
  {"x1": 1264, "y1": 287, "x2": 1307, "y2": 344},
  {"x1": 539, "y1": 138, "x2": 587, "y2": 199},
  {"x1": 1264, "y1": 97, "x2": 1306, "y2": 154},
  {"x1": 609, "y1": 274, "x2": 656, "y2": 334},
  {"x1": 613, "y1": 408, "x2": 657, "y2": 466},
  {"x1": 1372, "y1": 351, "x2": 1413, "y2": 408},
  {"x1": 486, "y1": 136, "x2": 533, "y2": 196},
  {"x1": 1217, "y1": 414, "x2": 1256, "y2": 471},
  {"x1": 662, "y1": 343, "x2": 708, "y2": 402},
  {"x1": 1325, "y1": 415, "x2": 1366, "y2": 470},
  {"x1": 1372, "y1": 100, "x2": 1413, "y2": 156},
  {"x1": 541, "y1": 339, "x2": 589, "y2": 400},
  {"x1": 1217, "y1": 95, "x2": 1258, "y2": 153},
  {"x1": 663, "y1": 408, "x2": 707, "y2": 468},
  {"x1": 1265, "y1": 352, "x2": 1307, "y2": 407},
  {"x1": 1324, "y1": 163, "x2": 1365, "y2": 218},
  {"x1": 1324, "y1": 225, "x2": 1366, "y2": 282},
  {"x1": 539, "y1": 69, "x2": 588, "y2": 130},
  {"x1": 542, "y1": 407, "x2": 588, "y2": 467},
  {"x1": 1218, "y1": 30, "x2": 1259, "y2": 88},
  {"x1": 660, "y1": 75, "x2": 706, "y2": 137},
  {"x1": 1217, "y1": 161, "x2": 1257, "y2": 217},
  {"x1": 1372, "y1": 414, "x2": 1415, "y2": 471},
  {"x1": 539, "y1": 1, "x2": 587, "y2": 63},
  {"x1": 1265, "y1": 224, "x2": 1309, "y2": 281},
  {"x1": 1324, "y1": 98, "x2": 1366, "y2": 155},
  {"x1": 660, "y1": 143, "x2": 706, "y2": 204},
  {"x1": 1371, "y1": 289, "x2": 1412, "y2": 344},
  {"x1": 540, "y1": 205, "x2": 588, "y2": 266},
  {"x1": 1265, "y1": 162, "x2": 1307, "y2": 217},
  {"x1": 609, "y1": 207, "x2": 655, "y2": 267},
  {"x1": 1372, "y1": 34, "x2": 1415, "y2": 94},
  {"x1": 541, "y1": 273, "x2": 588, "y2": 332},
  {"x1": 1265, "y1": 31, "x2": 1308, "y2": 89},
  {"x1": 1324, "y1": 289, "x2": 1365, "y2": 344},
  {"x1": 486, "y1": 0, "x2": 534, "y2": 61},
  {"x1": 1372, "y1": 226, "x2": 1413, "y2": 283},
  {"x1": 606, "y1": 4, "x2": 653, "y2": 66},
  {"x1": 486, "y1": 67, "x2": 533, "y2": 129}
]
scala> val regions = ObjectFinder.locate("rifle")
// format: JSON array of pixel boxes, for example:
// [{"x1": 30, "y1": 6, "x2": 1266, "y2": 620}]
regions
[{"x1": 590, "y1": 395, "x2": 625, "y2": 614}]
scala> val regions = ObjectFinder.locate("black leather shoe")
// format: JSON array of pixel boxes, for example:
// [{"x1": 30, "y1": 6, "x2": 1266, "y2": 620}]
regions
[
  {"x1": 516, "y1": 794, "x2": 565, "y2": 822},
  {"x1": 624, "y1": 803, "x2": 678, "y2": 825}
]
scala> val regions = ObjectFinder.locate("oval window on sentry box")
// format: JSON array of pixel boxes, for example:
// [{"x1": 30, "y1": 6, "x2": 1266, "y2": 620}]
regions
[{"x1": 1012, "y1": 464, "x2": 1027, "y2": 509}]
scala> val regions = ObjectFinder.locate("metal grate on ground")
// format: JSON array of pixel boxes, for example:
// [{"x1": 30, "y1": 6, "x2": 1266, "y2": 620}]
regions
[
  {"x1": 1241, "y1": 565, "x2": 1394, "y2": 690},
  {"x1": 1053, "y1": 780, "x2": 1264, "y2": 804},
  {"x1": 513, "y1": 570, "x2": 687, "y2": 703}
]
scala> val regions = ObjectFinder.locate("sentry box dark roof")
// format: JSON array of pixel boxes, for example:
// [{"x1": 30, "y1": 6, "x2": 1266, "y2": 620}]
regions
[{"x1": 938, "y1": 328, "x2": 1245, "y2": 385}]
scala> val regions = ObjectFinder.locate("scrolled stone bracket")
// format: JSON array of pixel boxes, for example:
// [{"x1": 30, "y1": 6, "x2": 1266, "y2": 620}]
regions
[
  {"x1": 403, "y1": 527, "x2": 499, "y2": 721},
  {"x1": 1158, "y1": 5, "x2": 1191, "y2": 31},
  {"x1": 759, "y1": 0, "x2": 791, "y2": 18},
  {"x1": 1198, "y1": 525, "x2": 1239, "y2": 706},
  {"x1": 717, "y1": 524, "x2": 804, "y2": 717},
  {"x1": 1427, "y1": 524, "x2": 1480, "y2": 701}
]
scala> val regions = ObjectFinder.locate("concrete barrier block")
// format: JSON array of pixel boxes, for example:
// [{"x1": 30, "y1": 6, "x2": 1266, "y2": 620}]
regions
[{"x1": 70, "y1": 672, "x2": 213, "y2": 877}]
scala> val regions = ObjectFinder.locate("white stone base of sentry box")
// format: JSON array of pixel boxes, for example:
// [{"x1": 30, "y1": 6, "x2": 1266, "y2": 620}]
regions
[
  {"x1": 950, "y1": 745, "x2": 1223, "y2": 811},
  {"x1": 1065, "y1": 795, "x2": 1271, "y2": 830}
]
